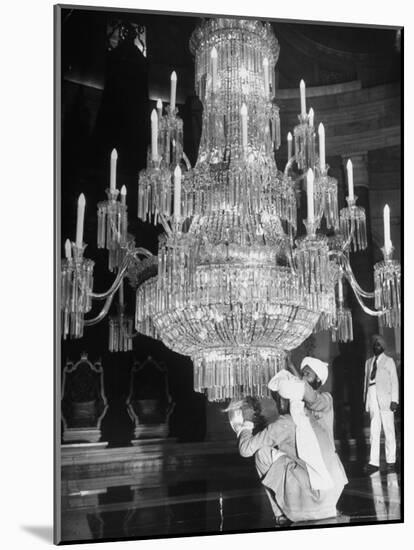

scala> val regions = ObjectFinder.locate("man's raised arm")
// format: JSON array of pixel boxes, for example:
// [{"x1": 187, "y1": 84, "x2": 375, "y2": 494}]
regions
[
  {"x1": 302, "y1": 381, "x2": 332, "y2": 413},
  {"x1": 238, "y1": 417, "x2": 292, "y2": 458}
]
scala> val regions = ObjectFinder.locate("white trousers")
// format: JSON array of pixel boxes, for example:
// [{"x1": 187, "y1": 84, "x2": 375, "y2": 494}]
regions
[{"x1": 367, "y1": 386, "x2": 396, "y2": 466}]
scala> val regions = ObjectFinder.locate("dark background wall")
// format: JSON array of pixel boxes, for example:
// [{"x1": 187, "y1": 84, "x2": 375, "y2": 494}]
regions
[{"x1": 59, "y1": 7, "x2": 401, "y2": 447}]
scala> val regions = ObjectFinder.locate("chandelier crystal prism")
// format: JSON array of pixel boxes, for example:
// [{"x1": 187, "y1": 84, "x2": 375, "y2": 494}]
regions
[{"x1": 61, "y1": 17, "x2": 401, "y2": 402}]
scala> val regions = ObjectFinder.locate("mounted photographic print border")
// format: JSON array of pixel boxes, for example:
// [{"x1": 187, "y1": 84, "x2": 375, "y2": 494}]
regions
[{"x1": 54, "y1": 3, "x2": 403, "y2": 545}]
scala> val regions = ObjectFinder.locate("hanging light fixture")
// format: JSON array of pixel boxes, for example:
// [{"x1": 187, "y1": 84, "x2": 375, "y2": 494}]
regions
[
  {"x1": 61, "y1": 195, "x2": 94, "y2": 339},
  {"x1": 339, "y1": 159, "x2": 368, "y2": 251},
  {"x1": 97, "y1": 148, "x2": 128, "y2": 273},
  {"x1": 374, "y1": 205, "x2": 401, "y2": 329},
  {"x1": 61, "y1": 18, "x2": 400, "y2": 402}
]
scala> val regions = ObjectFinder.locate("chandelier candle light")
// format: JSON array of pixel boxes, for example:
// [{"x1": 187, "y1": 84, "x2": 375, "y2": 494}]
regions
[
  {"x1": 65, "y1": 238, "x2": 72, "y2": 260},
  {"x1": 374, "y1": 204, "x2": 400, "y2": 328},
  {"x1": 318, "y1": 123, "x2": 325, "y2": 172},
  {"x1": 170, "y1": 71, "x2": 177, "y2": 111},
  {"x1": 287, "y1": 132, "x2": 293, "y2": 161},
  {"x1": 300, "y1": 79, "x2": 306, "y2": 116},
  {"x1": 339, "y1": 158, "x2": 368, "y2": 251},
  {"x1": 61, "y1": 18, "x2": 400, "y2": 401},
  {"x1": 308, "y1": 107, "x2": 314, "y2": 128},
  {"x1": 151, "y1": 110, "x2": 158, "y2": 161},
  {"x1": 307, "y1": 168, "x2": 315, "y2": 224},
  {"x1": 294, "y1": 80, "x2": 316, "y2": 171},
  {"x1": 97, "y1": 149, "x2": 128, "y2": 272},
  {"x1": 174, "y1": 165, "x2": 182, "y2": 220},
  {"x1": 62, "y1": 193, "x2": 94, "y2": 339},
  {"x1": 311, "y1": 122, "x2": 339, "y2": 230},
  {"x1": 156, "y1": 98, "x2": 163, "y2": 120},
  {"x1": 76, "y1": 192, "x2": 85, "y2": 248}
]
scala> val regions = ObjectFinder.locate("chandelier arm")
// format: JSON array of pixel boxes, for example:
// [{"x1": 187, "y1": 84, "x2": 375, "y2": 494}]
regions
[
  {"x1": 341, "y1": 253, "x2": 375, "y2": 299},
  {"x1": 132, "y1": 247, "x2": 155, "y2": 259},
  {"x1": 328, "y1": 249, "x2": 375, "y2": 299},
  {"x1": 84, "y1": 291, "x2": 117, "y2": 326},
  {"x1": 71, "y1": 241, "x2": 154, "y2": 329},
  {"x1": 344, "y1": 273, "x2": 385, "y2": 316},
  {"x1": 90, "y1": 254, "x2": 132, "y2": 300},
  {"x1": 182, "y1": 151, "x2": 192, "y2": 171},
  {"x1": 342, "y1": 233, "x2": 353, "y2": 253},
  {"x1": 283, "y1": 155, "x2": 296, "y2": 176}
]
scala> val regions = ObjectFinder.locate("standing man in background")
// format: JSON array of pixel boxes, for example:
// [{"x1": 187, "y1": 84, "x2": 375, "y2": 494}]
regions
[{"x1": 364, "y1": 334, "x2": 399, "y2": 474}]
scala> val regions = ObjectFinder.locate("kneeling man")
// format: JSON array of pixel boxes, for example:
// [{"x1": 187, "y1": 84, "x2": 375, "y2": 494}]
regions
[{"x1": 229, "y1": 371, "x2": 347, "y2": 524}]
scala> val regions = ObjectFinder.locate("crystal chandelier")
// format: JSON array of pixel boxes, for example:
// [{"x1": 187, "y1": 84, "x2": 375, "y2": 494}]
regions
[{"x1": 61, "y1": 18, "x2": 401, "y2": 401}]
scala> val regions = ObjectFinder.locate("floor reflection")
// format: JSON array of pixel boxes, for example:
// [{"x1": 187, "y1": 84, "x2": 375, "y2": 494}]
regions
[
  {"x1": 61, "y1": 457, "x2": 401, "y2": 543},
  {"x1": 369, "y1": 471, "x2": 400, "y2": 521}
]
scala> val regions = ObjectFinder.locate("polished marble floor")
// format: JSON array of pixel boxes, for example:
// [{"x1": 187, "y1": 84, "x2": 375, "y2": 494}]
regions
[{"x1": 60, "y1": 450, "x2": 401, "y2": 543}]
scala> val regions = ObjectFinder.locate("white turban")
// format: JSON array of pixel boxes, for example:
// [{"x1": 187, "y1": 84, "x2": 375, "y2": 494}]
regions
[
  {"x1": 372, "y1": 334, "x2": 386, "y2": 349},
  {"x1": 300, "y1": 356, "x2": 329, "y2": 385}
]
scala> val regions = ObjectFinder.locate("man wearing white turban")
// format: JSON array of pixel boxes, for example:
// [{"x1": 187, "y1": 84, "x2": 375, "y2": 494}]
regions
[
  {"x1": 364, "y1": 334, "x2": 399, "y2": 474},
  {"x1": 297, "y1": 357, "x2": 335, "y2": 444},
  {"x1": 229, "y1": 371, "x2": 347, "y2": 525},
  {"x1": 281, "y1": 356, "x2": 337, "y2": 452}
]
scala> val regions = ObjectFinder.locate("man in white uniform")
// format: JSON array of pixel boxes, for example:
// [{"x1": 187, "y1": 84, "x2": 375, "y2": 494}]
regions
[{"x1": 364, "y1": 334, "x2": 399, "y2": 474}]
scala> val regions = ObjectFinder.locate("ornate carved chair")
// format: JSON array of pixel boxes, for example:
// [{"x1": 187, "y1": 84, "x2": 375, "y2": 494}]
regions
[
  {"x1": 127, "y1": 356, "x2": 175, "y2": 442},
  {"x1": 61, "y1": 352, "x2": 108, "y2": 444}
]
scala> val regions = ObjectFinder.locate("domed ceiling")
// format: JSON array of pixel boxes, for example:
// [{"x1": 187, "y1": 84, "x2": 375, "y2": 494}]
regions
[{"x1": 61, "y1": 9, "x2": 402, "y2": 95}]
